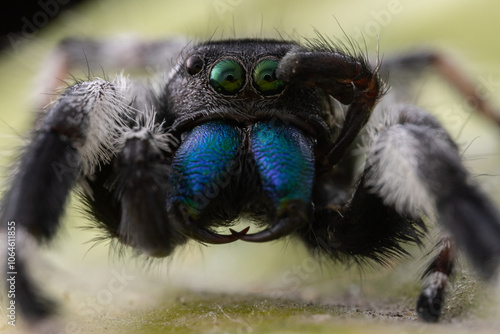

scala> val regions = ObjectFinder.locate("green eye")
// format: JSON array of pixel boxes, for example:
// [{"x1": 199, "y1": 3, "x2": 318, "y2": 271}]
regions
[
  {"x1": 253, "y1": 59, "x2": 285, "y2": 96},
  {"x1": 210, "y1": 59, "x2": 245, "y2": 95}
]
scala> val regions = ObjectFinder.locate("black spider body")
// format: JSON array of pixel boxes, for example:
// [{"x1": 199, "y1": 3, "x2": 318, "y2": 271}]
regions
[
  {"x1": 2, "y1": 37, "x2": 500, "y2": 325},
  {"x1": 161, "y1": 40, "x2": 329, "y2": 241}
]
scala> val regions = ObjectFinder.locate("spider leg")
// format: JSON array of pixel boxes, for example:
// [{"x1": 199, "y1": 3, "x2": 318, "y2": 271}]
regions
[
  {"x1": 1, "y1": 77, "x2": 132, "y2": 322},
  {"x1": 304, "y1": 102, "x2": 500, "y2": 321},
  {"x1": 417, "y1": 236, "x2": 456, "y2": 322},
  {"x1": 366, "y1": 103, "x2": 500, "y2": 319},
  {"x1": 365, "y1": 103, "x2": 500, "y2": 276},
  {"x1": 301, "y1": 173, "x2": 425, "y2": 265},
  {"x1": 37, "y1": 36, "x2": 187, "y2": 111},
  {"x1": 1, "y1": 109, "x2": 81, "y2": 321},
  {"x1": 380, "y1": 50, "x2": 500, "y2": 126}
]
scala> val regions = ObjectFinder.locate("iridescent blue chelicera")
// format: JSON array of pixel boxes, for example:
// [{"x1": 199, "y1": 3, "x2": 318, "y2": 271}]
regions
[
  {"x1": 170, "y1": 121, "x2": 242, "y2": 218},
  {"x1": 170, "y1": 120, "x2": 315, "y2": 219},
  {"x1": 250, "y1": 121, "x2": 315, "y2": 211}
]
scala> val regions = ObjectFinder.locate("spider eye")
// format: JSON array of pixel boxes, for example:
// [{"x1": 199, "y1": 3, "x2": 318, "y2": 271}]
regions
[
  {"x1": 253, "y1": 59, "x2": 285, "y2": 96},
  {"x1": 210, "y1": 59, "x2": 245, "y2": 95},
  {"x1": 185, "y1": 55, "x2": 204, "y2": 75}
]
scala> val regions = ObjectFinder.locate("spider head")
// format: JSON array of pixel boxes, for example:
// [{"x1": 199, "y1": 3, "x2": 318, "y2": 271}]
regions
[{"x1": 159, "y1": 40, "x2": 340, "y2": 244}]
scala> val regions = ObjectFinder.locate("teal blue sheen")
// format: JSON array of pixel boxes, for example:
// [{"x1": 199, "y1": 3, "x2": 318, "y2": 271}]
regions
[
  {"x1": 170, "y1": 121, "x2": 241, "y2": 217},
  {"x1": 250, "y1": 121, "x2": 315, "y2": 209}
]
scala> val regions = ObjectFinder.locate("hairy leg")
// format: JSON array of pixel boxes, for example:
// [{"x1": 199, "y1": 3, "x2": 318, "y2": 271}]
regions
[{"x1": 1, "y1": 76, "x2": 133, "y2": 321}]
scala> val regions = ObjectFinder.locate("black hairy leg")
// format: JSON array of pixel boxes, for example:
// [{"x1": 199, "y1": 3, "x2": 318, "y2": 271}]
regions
[
  {"x1": 300, "y1": 95, "x2": 500, "y2": 321},
  {"x1": 1, "y1": 78, "x2": 133, "y2": 322},
  {"x1": 1, "y1": 88, "x2": 87, "y2": 321},
  {"x1": 364, "y1": 103, "x2": 500, "y2": 320},
  {"x1": 1, "y1": 130, "x2": 74, "y2": 321},
  {"x1": 301, "y1": 175, "x2": 425, "y2": 265}
]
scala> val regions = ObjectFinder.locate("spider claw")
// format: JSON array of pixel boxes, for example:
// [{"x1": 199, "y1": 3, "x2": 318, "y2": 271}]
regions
[
  {"x1": 236, "y1": 218, "x2": 297, "y2": 243},
  {"x1": 189, "y1": 226, "x2": 250, "y2": 244},
  {"x1": 190, "y1": 227, "x2": 238, "y2": 244},
  {"x1": 229, "y1": 226, "x2": 250, "y2": 237},
  {"x1": 236, "y1": 200, "x2": 309, "y2": 242}
]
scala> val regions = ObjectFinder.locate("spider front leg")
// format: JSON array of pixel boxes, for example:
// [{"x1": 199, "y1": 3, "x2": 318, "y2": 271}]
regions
[
  {"x1": 1, "y1": 96, "x2": 82, "y2": 321},
  {"x1": 311, "y1": 102, "x2": 500, "y2": 321},
  {"x1": 365, "y1": 104, "x2": 500, "y2": 277},
  {"x1": 78, "y1": 110, "x2": 193, "y2": 259},
  {"x1": 1, "y1": 77, "x2": 132, "y2": 322}
]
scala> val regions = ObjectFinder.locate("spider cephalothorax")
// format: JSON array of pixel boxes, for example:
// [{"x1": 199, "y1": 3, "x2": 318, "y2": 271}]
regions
[
  {"x1": 2, "y1": 36, "x2": 500, "y2": 325},
  {"x1": 161, "y1": 39, "x2": 381, "y2": 246}
]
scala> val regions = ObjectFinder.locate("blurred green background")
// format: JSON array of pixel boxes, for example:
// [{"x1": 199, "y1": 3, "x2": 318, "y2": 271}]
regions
[{"x1": 1, "y1": 0, "x2": 500, "y2": 333}]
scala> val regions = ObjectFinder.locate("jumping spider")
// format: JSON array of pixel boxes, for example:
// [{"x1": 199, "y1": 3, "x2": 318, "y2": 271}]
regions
[{"x1": 2, "y1": 35, "x2": 500, "y2": 325}]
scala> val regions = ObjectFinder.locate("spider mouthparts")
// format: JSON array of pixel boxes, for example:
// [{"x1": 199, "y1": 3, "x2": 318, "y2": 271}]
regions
[
  {"x1": 228, "y1": 227, "x2": 249, "y2": 238},
  {"x1": 230, "y1": 219, "x2": 296, "y2": 243},
  {"x1": 191, "y1": 226, "x2": 250, "y2": 244}
]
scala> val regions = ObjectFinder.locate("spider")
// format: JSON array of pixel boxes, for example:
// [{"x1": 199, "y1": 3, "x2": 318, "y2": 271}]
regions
[{"x1": 2, "y1": 35, "x2": 500, "y2": 326}]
